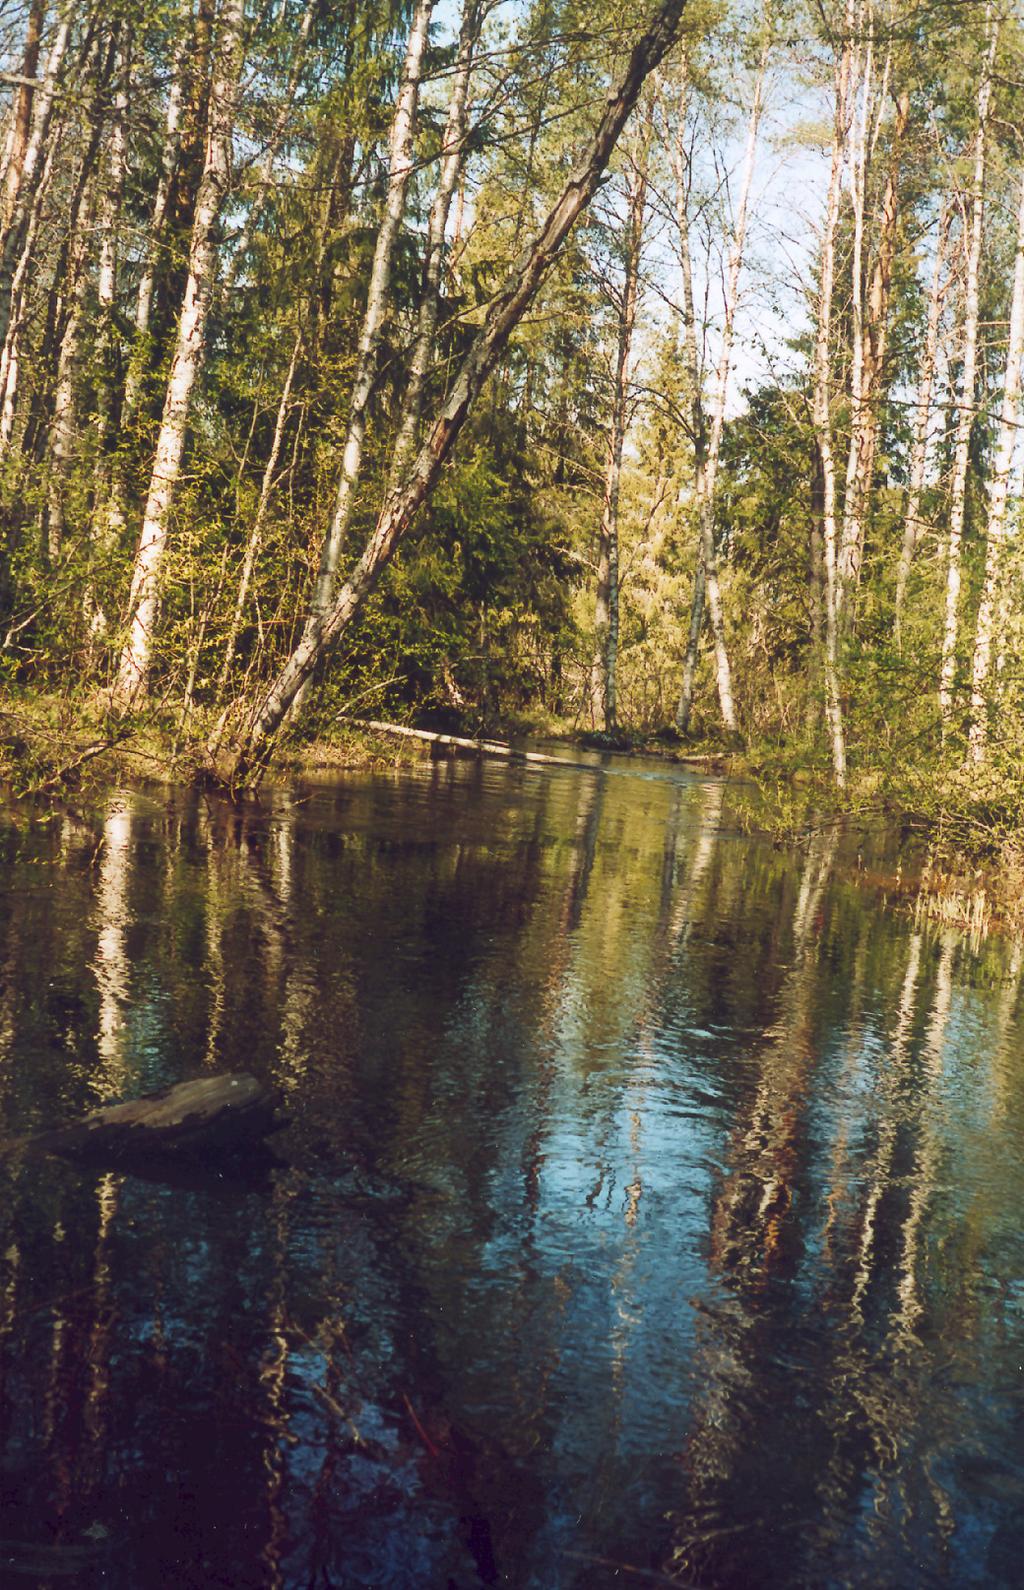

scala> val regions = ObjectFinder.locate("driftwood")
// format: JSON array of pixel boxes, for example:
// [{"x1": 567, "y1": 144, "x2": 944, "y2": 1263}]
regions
[{"x1": 24, "y1": 1074, "x2": 283, "y2": 1169}]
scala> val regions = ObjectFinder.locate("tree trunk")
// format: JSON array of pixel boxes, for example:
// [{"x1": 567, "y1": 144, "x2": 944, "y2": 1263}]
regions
[
  {"x1": 591, "y1": 141, "x2": 646, "y2": 730},
  {"x1": 837, "y1": 74, "x2": 910, "y2": 625},
  {"x1": 213, "y1": 325, "x2": 303, "y2": 710},
  {"x1": 894, "y1": 199, "x2": 951, "y2": 641},
  {"x1": 121, "y1": 36, "x2": 186, "y2": 420},
  {"x1": 93, "y1": 32, "x2": 129, "y2": 468},
  {"x1": 0, "y1": 0, "x2": 45, "y2": 232},
  {"x1": 0, "y1": 118, "x2": 62, "y2": 455},
  {"x1": 672, "y1": 50, "x2": 706, "y2": 733},
  {"x1": 811, "y1": 0, "x2": 855, "y2": 788},
  {"x1": 283, "y1": 0, "x2": 435, "y2": 721},
  {"x1": 967, "y1": 164, "x2": 1024, "y2": 762},
  {"x1": 113, "y1": 0, "x2": 247, "y2": 707},
  {"x1": 219, "y1": 0, "x2": 690, "y2": 780},
  {"x1": 307, "y1": 0, "x2": 434, "y2": 622},
  {"x1": 45, "y1": 199, "x2": 96, "y2": 561},
  {"x1": 940, "y1": 12, "x2": 996, "y2": 729},
  {"x1": 675, "y1": 25, "x2": 768, "y2": 734},
  {"x1": 101, "y1": 18, "x2": 188, "y2": 550},
  {"x1": 0, "y1": 9, "x2": 72, "y2": 356},
  {"x1": 387, "y1": 0, "x2": 482, "y2": 483},
  {"x1": 835, "y1": 8, "x2": 873, "y2": 622}
]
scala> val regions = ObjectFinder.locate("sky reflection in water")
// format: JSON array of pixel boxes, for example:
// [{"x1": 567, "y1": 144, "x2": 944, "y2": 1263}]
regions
[{"x1": 0, "y1": 757, "x2": 1023, "y2": 1587}]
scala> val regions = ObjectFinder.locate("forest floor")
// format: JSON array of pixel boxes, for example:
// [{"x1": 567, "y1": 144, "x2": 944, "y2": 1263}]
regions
[{"x1": 1, "y1": 688, "x2": 1021, "y2": 938}]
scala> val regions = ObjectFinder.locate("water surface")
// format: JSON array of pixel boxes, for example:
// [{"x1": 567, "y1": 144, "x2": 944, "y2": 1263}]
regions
[{"x1": 1, "y1": 756, "x2": 1022, "y2": 1587}]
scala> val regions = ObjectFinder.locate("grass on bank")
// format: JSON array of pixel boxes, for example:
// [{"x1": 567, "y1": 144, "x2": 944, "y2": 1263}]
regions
[{"x1": 2, "y1": 688, "x2": 1023, "y2": 935}]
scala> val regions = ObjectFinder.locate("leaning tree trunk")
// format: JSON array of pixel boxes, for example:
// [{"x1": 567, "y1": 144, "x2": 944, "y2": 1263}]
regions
[
  {"x1": 674, "y1": 26, "x2": 769, "y2": 735},
  {"x1": 591, "y1": 139, "x2": 647, "y2": 731},
  {"x1": 967, "y1": 164, "x2": 1024, "y2": 763},
  {"x1": 894, "y1": 199, "x2": 951, "y2": 642},
  {"x1": 219, "y1": 0, "x2": 690, "y2": 781},
  {"x1": 113, "y1": 0, "x2": 247, "y2": 707},
  {"x1": 940, "y1": 13, "x2": 996, "y2": 730}
]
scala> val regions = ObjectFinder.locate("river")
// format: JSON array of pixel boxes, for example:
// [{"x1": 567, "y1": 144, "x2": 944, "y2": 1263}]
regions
[{"x1": 0, "y1": 753, "x2": 1022, "y2": 1587}]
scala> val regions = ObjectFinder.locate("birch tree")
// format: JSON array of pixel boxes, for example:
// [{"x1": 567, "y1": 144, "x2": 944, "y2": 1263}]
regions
[
  {"x1": 113, "y1": 0, "x2": 247, "y2": 706},
  {"x1": 0, "y1": 0, "x2": 45, "y2": 231},
  {"x1": 0, "y1": 5, "x2": 71, "y2": 356},
  {"x1": 387, "y1": 0, "x2": 485, "y2": 482},
  {"x1": 894, "y1": 199, "x2": 951, "y2": 641},
  {"x1": 837, "y1": 56, "x2": 910, "y2": 626},
  {"x1": 967, "y1": 162, "x2": 1024, "y2": 763},
  {"x1": 591, "y1": 132, "x2": 648, "y2": 731},
  {"x1": 100, "y1": 18, "x2": 188, "y2": 547},
  {"x1": 939, "y1": 12, "x2": 997, "y2": 728},
  {"x1": 674, "y1": 21, "x2": 771, "y2": 735},
  {"x1": 305, "y1": 0, "x2": 434, "y2": 625},
  {"x1": 810, "y1": 0, "x2": 855, "y2": 787},
  {"x1": 218, "y1": 0, "x2": 691, "y2": 779}
]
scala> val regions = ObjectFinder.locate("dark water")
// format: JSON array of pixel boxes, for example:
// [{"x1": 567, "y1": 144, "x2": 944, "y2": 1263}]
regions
[{"x1": 1, "y1": 756, "x2": 1023, "y2": 1588}]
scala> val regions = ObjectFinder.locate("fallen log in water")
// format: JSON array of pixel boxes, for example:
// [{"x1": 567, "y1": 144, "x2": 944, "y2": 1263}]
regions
[
  {"x1": 24, "y1": 1074, "x2": 283, "y2": 1168},
  {"x1": 351, "y1": 719, "x2": 722, "y2": 770}
]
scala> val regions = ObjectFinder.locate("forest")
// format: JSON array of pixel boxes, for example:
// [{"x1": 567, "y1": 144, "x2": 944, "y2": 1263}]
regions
[{"x1": 0, "y1": 0, "x2": 1021, "y2": 829}]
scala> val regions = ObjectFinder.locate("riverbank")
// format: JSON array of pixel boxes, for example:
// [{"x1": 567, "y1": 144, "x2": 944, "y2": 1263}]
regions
[{"x1": 1, "y1": 689, "x2": 1022, "y2": 936}]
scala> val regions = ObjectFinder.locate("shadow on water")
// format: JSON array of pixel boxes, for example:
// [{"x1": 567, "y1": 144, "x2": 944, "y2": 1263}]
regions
[{"x1": 1, "y1": 758, "x2": 1023, "y2": 1585}]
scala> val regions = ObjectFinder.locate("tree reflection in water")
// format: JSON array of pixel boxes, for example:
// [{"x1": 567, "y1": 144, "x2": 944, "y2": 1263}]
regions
[{"x1": 0, "y1": 762, "x2": 1022, "y2": 1586}]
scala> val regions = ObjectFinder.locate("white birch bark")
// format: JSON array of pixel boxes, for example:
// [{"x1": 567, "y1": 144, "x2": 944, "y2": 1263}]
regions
[
  {"x1": 894, "y1": 200, "x2": 951, "y2": 641},
  {"x1": 675, "y1": 31, "x2": 768, "y2": 734},
  {"x1": 0, "y1": 118, "x2": 59, "y2": 454},
  {"x1": 837, "y1": 48, "x2": 909, "y2": 627},
  {"x1": 672, "y1": 54, "x2": 708, "y2": 733},
  {"x1": 94, "y1": 34, "x2": 129, "y2": 447},
  {"x1": 0, "y1": 0, "x2": 44, "y2": 232},
  {"x1": 96, "y1": 45, "x2": 128, "y2": 320},
  {"x1": 46, "y1": 211, "x2": 94, "y2": 560},
  {"x1": 967, "y1": 164, "x2": 1024, "y2": 763},
  {"x1": 308, "y1": 0, "x2": 434, "y2": 621},
  {"x1": 102, "y1": 33, "x2": 187, "y2": 547},
  {"x1": 591, "y1": 143, "x2": 646, "y2": 730},
  {"x1": 940, "y1": 13, "x2": 997, "y2": 727},
  {"x1": 388, "y1": 0, "x2": 482, "y2": 482},
  {"x1": 283, "y1": 0, "x2": 435, "y2": 719},
  {"x1": 0, "y1": 8, "x2": 71, "y2": 354},
  {"x1": 836, "y1": 2, "x2": 872, "y2": 615},
  {"x1": 113, "y1": 0, "x2": 247, "y2": 706},
  {"x1": 222, "y1": 0, "x2": 690, "y2": 777},
  {"x1": 811, "y1": 0, "x2": 854, "y2": 788}
]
